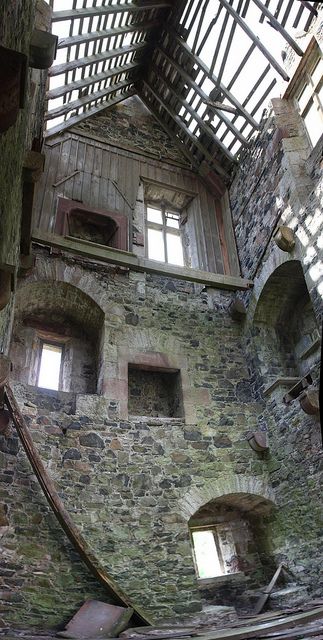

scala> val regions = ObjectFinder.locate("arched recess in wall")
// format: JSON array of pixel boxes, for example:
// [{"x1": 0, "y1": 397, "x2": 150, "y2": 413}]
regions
[
  {"x1": 10, "y1": 281, "x2": 105, "y2": 394},
  {"x1": 180, "y1": 476, "x2": 276, "y2": 608},
  {"x1": 252, "y1": 260, "x2": 320, "y2": 381}
]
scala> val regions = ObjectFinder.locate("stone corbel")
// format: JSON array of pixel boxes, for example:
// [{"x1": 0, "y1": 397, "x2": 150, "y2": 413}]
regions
[
  {"x1": 299, "y1": 389, "x2": 320, "y2": 415},
  {"x1": 246, "y1": 431, "x2": 269, "y2": 452},
  {"x1": 274, "y1": 226, "x2": 296, "y2": 252},
  {"x1": 29, "y1": 29, "x2": 58, "y2": 69}
]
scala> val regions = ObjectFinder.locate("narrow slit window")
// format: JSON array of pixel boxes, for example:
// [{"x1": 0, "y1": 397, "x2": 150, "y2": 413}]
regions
[{"x1": 38, "y1": 343, "x2": 63, "y2": 391}]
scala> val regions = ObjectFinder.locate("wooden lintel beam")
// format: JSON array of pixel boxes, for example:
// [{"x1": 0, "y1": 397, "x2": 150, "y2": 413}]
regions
[
  {"x1": 46, "y1": 78, "x2": 134, "y2": 120},
  {"x1": 52, "y1": 2, "x2": 171, "y2": 21},
  {"x1": 167, "y1": 29, "x2": 260, "y2": 130},
  {"x1": 57, "y1": 20, "x2": 157, "y2": 49},
  {"x1": 250, "y1": 0, "x2": 303, "y2": 56},
  {"x1": 150, "y1": 63, "x2": 236, "y2": 163},
  {"x1": 49, "y1": 42, "x2": 146, "y2": 77},
  {"x1": 157, "y1": 46, "x2": 249, "y2": 144},
  {"x1": 47, "y1": 62, "x2": 137, "y2": 100},
  {"x1": 142, "y1": 80, "x2": 231, "y2": 179},
  {"x1": 44, "y1": 88, "x2": 136, "y2": 138},
  {"x1": 31, "y1": 231, "x2": 253, "y2": 291},
  {"x1": 216, "y1": 0, "x2": 289, "y2": 81}
]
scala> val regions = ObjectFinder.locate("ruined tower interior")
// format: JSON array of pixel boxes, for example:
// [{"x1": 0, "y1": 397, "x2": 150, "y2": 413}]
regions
[{"x1": 0, "y1": 0, "x2": 323, "y2": 636}]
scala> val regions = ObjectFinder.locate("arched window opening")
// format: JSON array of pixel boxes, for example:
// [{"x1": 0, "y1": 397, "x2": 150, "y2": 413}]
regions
[
  {"x1": 189, "y1": 493, "x2": 274, "y2": 609},
  {"x1": 10, "y1": 282, "x2": 104, "y2": 395}
]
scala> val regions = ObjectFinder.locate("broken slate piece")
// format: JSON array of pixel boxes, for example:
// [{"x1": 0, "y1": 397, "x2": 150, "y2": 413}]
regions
[{"x1": 56, "y1": 600, "x2": 134, "y2": 639}]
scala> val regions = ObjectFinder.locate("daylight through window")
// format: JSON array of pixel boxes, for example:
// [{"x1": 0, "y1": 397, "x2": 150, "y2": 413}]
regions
[
  {"x1": 146, "y1": 206, "x2": 184, "y2": 267},
  {"x1": 37, "y1": 343, "x2": 63, "y2": 391},
  {"x1": 295, "y1": 48, "x2": 323, "y2": 148}
]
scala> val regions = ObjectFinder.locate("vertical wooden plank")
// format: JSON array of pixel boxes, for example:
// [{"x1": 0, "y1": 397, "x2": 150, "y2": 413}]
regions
[
  {"x1": 81, "y1": 141, "x2": 95, "y2": 206},
  {"x1": 207, "y1": 192, "x2": 224, "y2": 274},
  {"x1": 56, "y1": 137, "x2": 72, "y2": 182},
  {"x1": 63, "y1": 137, "x2": 78, "y2": 200},
  {"x1": 218, "y1": 191, "x2": 241, "y2": 276},
  {"x1": 199, "y1": 183, "x2": 216, "y2": 273},
  {"x1": 39, "y1": 141, "x2": 62, "y2": 232},
  {"x1": 73, "y1": 140, "x2": 86, "y2": 202}
]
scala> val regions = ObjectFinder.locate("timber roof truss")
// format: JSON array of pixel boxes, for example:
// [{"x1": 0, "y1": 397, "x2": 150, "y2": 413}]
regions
[{"x1": 46, "y1": 0, "x2": 322, "y2": 180}]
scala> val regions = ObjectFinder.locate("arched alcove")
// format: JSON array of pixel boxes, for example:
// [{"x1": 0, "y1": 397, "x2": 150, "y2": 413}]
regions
[
  {"x1": 253, "y1": 260, "x2": 319, "y2": 380},
  {"x1": 10, "y1": 281, "x2": 105, "y2": 394},
  {"x1": 188, "y1": 490, "x2": 275, "y2": 609}
]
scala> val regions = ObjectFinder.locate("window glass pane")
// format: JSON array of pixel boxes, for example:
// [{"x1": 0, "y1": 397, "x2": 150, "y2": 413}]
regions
[
  {"x1": 166, "y1": 212, "x2": 180, "y2": 228},
  {"x1": 147, "y1": 207, "x2": 162, "y2": 224},
  {"x1": 147, "y1": 228, "x2": 165, "y2": 261},
  {"x1": 192, "y1": 530, "x2": 222, "y2": 578},
  {"x1": 166, "y1": 233, "x2": 184, "y2": 266},
  {"x1": 304, "y1": 102, "x2": 322, "y2": 147},
  {"x1": 38, "y1": 344, "x2": 62, "y2": 390}
]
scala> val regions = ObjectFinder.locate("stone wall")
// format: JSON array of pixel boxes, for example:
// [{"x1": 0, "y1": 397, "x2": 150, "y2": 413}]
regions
[
  {"x1": 229, "y1": 46, "x2": 323, "y2": 597},
  {"x1": 0, "y1": 0, "x2": 48, "y2": 354},
  {"x1": 1, "y1": 250, "x2": 272, "y2": 628}
]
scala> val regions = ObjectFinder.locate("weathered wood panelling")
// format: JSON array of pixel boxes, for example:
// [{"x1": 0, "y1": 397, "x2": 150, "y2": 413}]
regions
[{"x1": 34, "y1": 131, "x2": 240, "y2": 275}]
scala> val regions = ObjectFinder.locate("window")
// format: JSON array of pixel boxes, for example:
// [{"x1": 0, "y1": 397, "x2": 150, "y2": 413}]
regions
[
  {"x1": 294, "y1": 45, "x2": 323, "y2": 147},
  {"x1": 191, "y1": 526, "x2": 238, "y2": 579},
  {"x1": 37, "y1": 343, "x2": 63, "y2": 391},
  {"x1": 146, "y1": 205, "x2": 184, "y2": 267}
]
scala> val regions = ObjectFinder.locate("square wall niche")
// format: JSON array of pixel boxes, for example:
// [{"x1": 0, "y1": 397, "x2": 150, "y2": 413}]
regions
[{"x1": 128, "y1": 365, "x2": 184, "y2": 418}]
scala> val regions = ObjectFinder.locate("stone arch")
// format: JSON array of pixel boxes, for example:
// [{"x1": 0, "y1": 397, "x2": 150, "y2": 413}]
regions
[
  {"x1": 178, "y1": 475, "x2": 276, "y2": 520},
  {"x1": 11, "y1": 280, "x2": 105, "y2": 394},
  {"x1": 251, "y1": 259, "x2": 319, "y2": 379}
]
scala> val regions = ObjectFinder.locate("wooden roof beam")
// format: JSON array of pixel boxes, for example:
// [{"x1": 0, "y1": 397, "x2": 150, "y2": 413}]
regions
[
  {"x1": 49, "y1": 41, "x2": 146, "y2": 77},
  {"x1": 141, "y1": 80, "x2": 231, "y2": 180},
  {"x1": 150, "y1": 64, "x2": 236, "y2": 162},
  {"x1": 47, "y1": 61, "x2": 138, "y2": 100},
  {"x1": 157, "y1": 47, "x2": 250, "y2": 145},
  {"x1": 57, "y1": 20, "x2": 158, "y2": 49},
  {"x1": 250, "y1": 0, "x2": 303, "y2": 56},
  {"x1": 52, "y1": 3, "x2": 172, "y2": 21},
  {"x1": 45, "y1": 88, "x2": 136, "y2": 138},
  {"x1": 166, "y1": 29, "x2": 260, "y2": 130},
  {"x1": 216, "y1": 0, "x2": 289, "y2": 80},
  {"x1": 46, "y1": 78, "x2": 134, "y2": 120}
]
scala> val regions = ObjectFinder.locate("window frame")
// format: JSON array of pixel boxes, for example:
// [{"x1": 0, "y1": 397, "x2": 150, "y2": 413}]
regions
[
  {"x1": 190, "y1": 524, "x2": 240, "y2": 580},
  {"x1": 36, "y1": 340, "x2": 64, "y2": 391},
  {"x1": 145, "y1": 202, "x2": 185, "y2": 266}
]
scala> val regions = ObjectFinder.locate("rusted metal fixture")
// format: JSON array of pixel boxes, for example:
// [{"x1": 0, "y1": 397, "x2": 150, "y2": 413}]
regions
[
  {"x1": 0, "y1": 46, "x2": 27, "y2": 133},
  {"x1": 246, "y1": 431, "x2": 269, "y2": 452},
  {"x1": 299, "y1": 389, "x2": 320, "y2": 415},
  {"x1": 29, "y1": 29, "x2": 58, "y2": 69},
  {"x1": 4, "y1": 384, "x2": 151, "y2": 627},
  {"x1": 274, "y1": 226, "x2": 296, "y2": 252}
]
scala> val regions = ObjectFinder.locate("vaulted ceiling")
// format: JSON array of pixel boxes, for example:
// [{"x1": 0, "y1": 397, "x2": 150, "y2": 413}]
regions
[{"x1": 46, "y1": 0, "x2": 321, "y2": 182}]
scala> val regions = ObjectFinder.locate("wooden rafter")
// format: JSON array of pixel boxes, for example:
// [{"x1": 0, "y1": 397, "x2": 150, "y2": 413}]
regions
[
  {"x1": 52, "y1": 2, "x2": 172, "y2": 22},
  {"x1": 45, "y1": 0, "x2": 320, "y2": 173}
]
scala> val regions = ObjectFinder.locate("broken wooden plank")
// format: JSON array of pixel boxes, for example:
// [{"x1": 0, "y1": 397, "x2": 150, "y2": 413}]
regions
[
  {"x1": 52, "y1": 3, "x2": 171, "y2": 21},
  {"x1": 253, "y1": 564, "x2": 285, "y2": 615},
  {"x1": 4, "y1": 384, "x2": 151, "y2": 627}
]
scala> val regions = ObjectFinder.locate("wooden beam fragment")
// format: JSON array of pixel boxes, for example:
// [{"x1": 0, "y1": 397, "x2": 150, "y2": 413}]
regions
[
  {"x1": 45, "y1": 88, "x2": 136, "y2": 137},
  {"x1": 166, "y1": 30, "x2": 260, "y2": 130},
  {"x1": 31, "y1": 231, "x2": 253, "y2": 291},
  {"x1": 141, "y1": 80, "x2": 231, "y2": 178},
  {"x1": 216, "y1": 0, "x2": 289, "y2": 80},
  {"x1": 49, "y1": 42, "x2": 146, "y2": 77},
  {"x1": 52, "y1": 2, "x2": 171, "y2": 21},
  {"x1": 250, "y1": 0, "x2": 303, "y2": 56},
  {"x1": 46, "y1": 78, "x2": 135, "y2": 120},
  {"x1": 57, "y1": 20, "x2": 158, "y2": 50}
]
